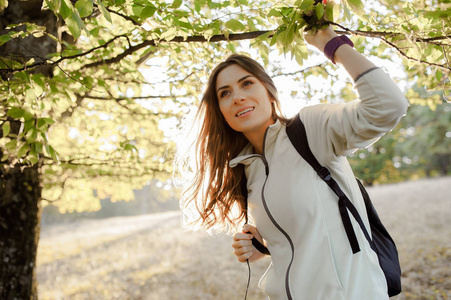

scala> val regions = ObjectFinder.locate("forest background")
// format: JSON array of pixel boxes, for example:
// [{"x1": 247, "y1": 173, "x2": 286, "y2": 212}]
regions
[{"x1": 0, "y1": 0, "x2": 450, "y2": 298}]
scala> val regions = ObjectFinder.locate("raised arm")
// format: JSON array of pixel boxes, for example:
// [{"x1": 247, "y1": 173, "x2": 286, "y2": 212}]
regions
[
  {"x1": 304, "y1": 26, "x2": 376, "y2": 81},
  {"x1": 301, "y1": 25, "x2": 409, "y2": 158}
]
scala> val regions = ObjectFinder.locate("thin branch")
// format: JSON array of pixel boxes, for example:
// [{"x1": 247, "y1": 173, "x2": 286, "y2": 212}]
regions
[
  {"x1": 107, "y1": 8, "x2": 141, "y2": 26},
  {"x1": 83, "y1": 94, "x2": 181, "y2": 100},
  {"x1": 381, "y1": 38, "x2": 450, "y2": 70},
  {"x1": 331, "y1": 22, "x2": 451, "y2": 71},
  {"x1": 272, "y1": 63, "x2": 327, "y2": 78},
  {"x1": 0, "y1": 34, "x2": 128, "y2": 75},
  {"x1": 443, "y1": 45, "x2": 450, "y2": 68},
  {"x1": 81, "y1": 30, "x2": 272, "y2": 69},
  {"x1": 332, "y1": 22, "x2": 451, "y2": 44}
]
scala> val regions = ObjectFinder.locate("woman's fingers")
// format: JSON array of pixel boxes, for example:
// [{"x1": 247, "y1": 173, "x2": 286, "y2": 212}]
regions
[
  {"x1": 237, "y1": 250, "x2": 254, "y2": 262},
  {"x1": 232, "y1": 238, "x2": 252, "y2": 249},
  {"x1": 232, "y1": 231, "x2": 254, "y2": 262},
  {"x1": 233, "y1": 232, "x2": 252, "y2": 241},
  {"x1": 242, "y1": 224, "x2": 257, "y2": 235}
]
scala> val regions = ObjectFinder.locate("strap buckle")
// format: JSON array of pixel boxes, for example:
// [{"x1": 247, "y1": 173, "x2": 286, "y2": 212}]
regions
[{"x1": 318, "y1": 167, "x2": 331, "y2": 181}]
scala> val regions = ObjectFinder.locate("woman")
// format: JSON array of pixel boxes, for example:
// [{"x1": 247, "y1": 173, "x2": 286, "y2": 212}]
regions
[{"x1": 178, "y1": 25, "x2": 408, "y2": 299}]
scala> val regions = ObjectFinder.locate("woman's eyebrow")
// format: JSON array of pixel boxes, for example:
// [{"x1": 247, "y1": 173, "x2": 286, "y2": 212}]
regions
[{"x1": 216, "y1": 75, "x2": 254, "y2": 93}]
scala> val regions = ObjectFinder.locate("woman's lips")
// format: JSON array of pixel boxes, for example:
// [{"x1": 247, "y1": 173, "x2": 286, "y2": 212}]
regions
[{"x1": 236, "y1": 107, "x2": 255, "y2": 117}]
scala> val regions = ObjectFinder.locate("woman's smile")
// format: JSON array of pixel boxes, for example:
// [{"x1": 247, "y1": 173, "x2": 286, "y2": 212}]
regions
[{"x1": 236, "y1": 106, "x2": 255, "y2": 117}]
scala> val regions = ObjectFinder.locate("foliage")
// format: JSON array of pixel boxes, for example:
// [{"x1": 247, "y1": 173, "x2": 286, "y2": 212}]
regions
[
  {"x1": 0, "y1": 0, "x2": 450, "y2": 211},
  {"x1": 349, "y1": 89, "x2": 451, "y2": 185}
]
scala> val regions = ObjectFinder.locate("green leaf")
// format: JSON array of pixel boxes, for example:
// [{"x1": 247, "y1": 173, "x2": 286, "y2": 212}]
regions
[
  {"x1": 140, "y1": 5, "x2": 157, "y2": 19},
  {"x1": 23, "y1": 111, "x2": 34, "y2": 121},
  {"x1": 124, "y1": 143, "x2": 137, "y2": 151},
  {"x1": 24, "y1": 119, "x2": 34, "y2": 133},
  {"x1": 26, "y1": 127, "x2": 38, "y2": 142},
  {"x1": 325, "y1": 1, "x2": 338, "y2": 21},
  {"x1": 75, "y1": 0, "x2": 93, "y2": 18},
  {"x1": 423, "y1": 10, "x2": 451, "y2": 19},
  {"x1": 132, "y1": 5, "x2": 143, "y2": 17},
  {"x1": 90, "y1": 26, "x2": 100, "y2": 37},
  {"x1": 160, "y1": 27, "x2": 178, "y2": 41},
  {"x1": 298, "y1": 0, "x2": 314, "y2": 11},
  {"x1": 47, "y1": 145, "x2": 60, "y2": 162},
  {"x1": 60, "y1": 0, "x2": 73, "y2": 19},
  {"x1": 37, "y1": 118, "x2": 47, "y2": 130},
  {"x1": 25, "y1": 88, "x2": 36, "y2": 103},
  {"x1": 28, "y1": 148, "x2": 39, "y2": 165},
  {"x1": 194, "y1": 0, "x2": 201, "y2": 12},
  {"x1": 43, "y1": 117, "x2": 56, "y2": 124},
  {"x1": 345, "y1": 0, "x2": 365, "y2": 19},
  {"x1": 97, "y1": 0, "x2": 112, "y2": 23},
  {"x1": 224, "y1": 19, "x2": 245, "y2": 32},
  {"x1": 7, "y1": 107, "x2": 25, "y2": 119},
  {"x1": 32, "y1": 74, "x2": 45, "y2": 96},
  {"x1": 268, "y1": 8, "x2": 282, "y2": 18},
  {"x1": 18, "y1": 143, "x2": 30, "y2": 158},
  {"x1": 315, "y1": 3, "x2": 324, "y2": 19},
  {"x1": 171, "y1": 0, "x2": 183, "y2": 8},
  {"x1": 2, "y1": 121, "x2": 10, "y2": 137},
  {"x1": 45, "y1": 0, "x2": 61, "y2": 14},
  {"x1": 0, "y1": 33, "x2": 12, "y2": 46},
  {"x1": 5, "y1": 140, "x2": 17, "y2": 151},
  {"x1": 377, "y1": 42, "x2": 388, "y2": 55}
]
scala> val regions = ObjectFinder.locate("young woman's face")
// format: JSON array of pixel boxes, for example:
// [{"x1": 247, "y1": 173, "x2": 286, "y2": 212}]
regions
[{"x1": 216, "y1": 64, "x2": 274, "y2": 138}]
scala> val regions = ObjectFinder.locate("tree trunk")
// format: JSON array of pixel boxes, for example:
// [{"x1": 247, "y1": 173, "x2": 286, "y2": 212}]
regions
[
  {"x1": 0, "y1": 2, "x2": 60, "y2": 297},
  {"x1": 0, "y1": 163, "x2": 42, "y2": 300}
]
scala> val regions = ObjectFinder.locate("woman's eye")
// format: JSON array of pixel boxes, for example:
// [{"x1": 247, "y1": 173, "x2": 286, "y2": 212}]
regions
[
  {"x1": 243, "y1": 80, "x2": 253, "y2": 87},
  {"x1": 219, "y1": 90, "x2": 230, "y2": 98}
]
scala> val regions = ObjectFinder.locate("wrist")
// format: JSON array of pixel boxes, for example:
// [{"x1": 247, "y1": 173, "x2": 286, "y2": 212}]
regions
[{"x1": 323, "y1": 35, "x2": 354, "y2": 64}]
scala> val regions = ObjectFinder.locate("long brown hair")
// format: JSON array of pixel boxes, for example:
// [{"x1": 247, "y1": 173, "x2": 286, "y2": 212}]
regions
[{"x1": 178, "y1": 54, "x2": 289, "y2": 233}]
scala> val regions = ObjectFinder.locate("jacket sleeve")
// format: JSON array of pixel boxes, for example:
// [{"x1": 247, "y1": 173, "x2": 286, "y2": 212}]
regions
[{"x1": 299, "y1": 68, "x2": 409, "y2": 160}]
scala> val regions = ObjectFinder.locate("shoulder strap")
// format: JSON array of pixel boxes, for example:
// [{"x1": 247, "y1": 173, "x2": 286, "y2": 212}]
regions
[{"x1": 286, "y1": 114, "x2": 373, "y2": 254}]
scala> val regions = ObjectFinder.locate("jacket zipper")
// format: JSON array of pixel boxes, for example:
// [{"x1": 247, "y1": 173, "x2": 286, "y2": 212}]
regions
[{"x1": 260, "y1": 128, "x2": 294, "y2": 300}]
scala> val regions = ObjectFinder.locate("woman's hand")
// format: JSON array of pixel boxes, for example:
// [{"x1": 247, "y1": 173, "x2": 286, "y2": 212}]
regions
[
  {"x1": 232, "y1": 224, "x2": 267, "y2": 263},
  {"x1": 303, "y1": 25, "x2": 338, "y2": 53}
]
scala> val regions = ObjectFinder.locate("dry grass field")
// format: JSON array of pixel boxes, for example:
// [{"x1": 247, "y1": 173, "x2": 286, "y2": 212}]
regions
[{"x1": 37, "y1": 177, "x2": 451, "y2": 300}]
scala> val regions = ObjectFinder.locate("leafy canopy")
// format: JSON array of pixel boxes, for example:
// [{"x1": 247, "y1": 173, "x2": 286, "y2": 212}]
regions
[{"x1": 0, "y1": 0, "x2": 449, "y2": 211}]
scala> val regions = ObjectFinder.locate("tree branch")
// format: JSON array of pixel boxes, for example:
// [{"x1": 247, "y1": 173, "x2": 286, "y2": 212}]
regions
[
  {"x1": 1, "y1": 25, "x2": 450, "y2": 75},
  {"x1": 331, "y1": 22, "x2": 451, "y2": 71},
  {"x1": 272, "y1": 63, "x2": 327, "y2": 78},
  {"x1": 83, "y1": 94, "x2": 181, "y2": 100},
  {"x1": 107, "y1": 8, "x2": 141, "y2": 26},
  {"x1": 81, "y1": 30, "x2": 271, "y2": 69},
  {"x1": 0, "y1": 34, "x2": 128, "y2": 75}
]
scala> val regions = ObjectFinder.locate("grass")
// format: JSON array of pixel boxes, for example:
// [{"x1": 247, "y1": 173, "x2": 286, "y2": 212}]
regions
[{"x1": 37, "y1": 177, "x2": 451, "y2": 299}]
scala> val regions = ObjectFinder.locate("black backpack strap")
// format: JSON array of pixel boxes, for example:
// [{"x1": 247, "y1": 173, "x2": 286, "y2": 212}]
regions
[{"x1": 286, "y1": 114, "x2": 366, "y2": 254}]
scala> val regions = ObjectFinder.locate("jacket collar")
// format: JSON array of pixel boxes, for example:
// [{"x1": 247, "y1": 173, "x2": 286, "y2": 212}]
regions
[{"x1": 229, "y1": 120, "x2": 283, "y2": 168}]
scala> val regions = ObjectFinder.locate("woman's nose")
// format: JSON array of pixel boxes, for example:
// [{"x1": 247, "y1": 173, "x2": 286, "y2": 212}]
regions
[{"x1": 233, "y1": 91, "x2": 245, "y2": 103}]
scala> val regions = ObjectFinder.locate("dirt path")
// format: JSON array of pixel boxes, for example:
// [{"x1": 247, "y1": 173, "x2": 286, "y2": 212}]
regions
[{"x1": 37, "y1": 177, "x2": 451, "y2": 299}]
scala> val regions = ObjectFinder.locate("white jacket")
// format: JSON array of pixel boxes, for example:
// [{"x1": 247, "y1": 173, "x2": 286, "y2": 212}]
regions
[{"x1": 230, "y1": 68, "x2": 408, "y2": 300}]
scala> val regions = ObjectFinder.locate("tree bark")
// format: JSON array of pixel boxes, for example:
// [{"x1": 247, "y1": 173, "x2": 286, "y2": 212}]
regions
[
  {"x1": 0, "y1": 163, "x2": 42, "y2": 300},
  {"x1": 0, "y1": 1, "x2": 59, "y2": 297}
]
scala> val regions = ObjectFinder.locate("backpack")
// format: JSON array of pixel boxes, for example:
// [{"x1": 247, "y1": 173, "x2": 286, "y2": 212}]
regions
[{"x1": 245, "y1": 114, "x2": 402, "y2": 297}]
